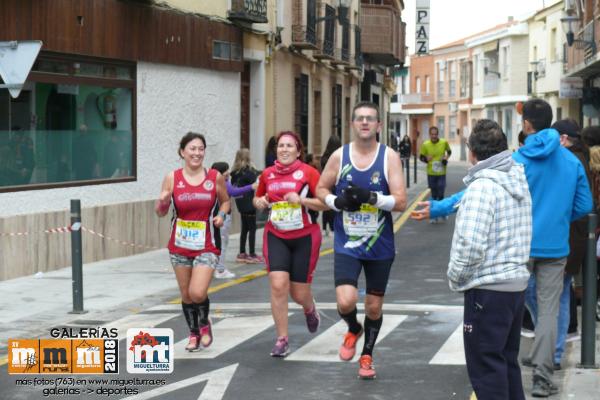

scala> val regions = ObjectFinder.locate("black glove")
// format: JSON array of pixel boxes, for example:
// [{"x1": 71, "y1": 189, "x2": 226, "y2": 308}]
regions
[
  {"x1": 442, "y1": 159, "x2": 448, "y2": 166},
  {"x1": 334, "y1": 190, "x2": 361, "y2": 212},
  {"x1": 345, "y1": 184, "x2": 375, "y2": 205}
]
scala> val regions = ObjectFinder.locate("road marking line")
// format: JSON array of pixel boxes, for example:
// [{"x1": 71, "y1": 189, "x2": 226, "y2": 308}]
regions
[
  {"x1": 287, "y1": 314, "x2": 407, "y2": 362},
  {"x1": 393, "y1": 188, "x2": 431, "y2": 233},
  {"x1": 428, "y1": 322, "x2": 466, "y2": 365},
  {"x1": 102, "y1": 313, "x2": 177, "y2": 339},
  {"x1": 122, "y1": 363, "x2": 239, "y2": 400},
  {"x1": 148, "y1": 302, "x2": 462, "y2": 313},
  {"x1": 175, "y1": 315, "x2": 276, "y2": 359}
]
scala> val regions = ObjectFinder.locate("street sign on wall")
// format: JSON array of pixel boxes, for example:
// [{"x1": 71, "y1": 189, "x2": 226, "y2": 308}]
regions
[
  {"x1": 416, "y1": 0, "x2": 430, "y2": 55},
  {"x1": 559, "y1": 77, "x2": 583, "y2": 99}
]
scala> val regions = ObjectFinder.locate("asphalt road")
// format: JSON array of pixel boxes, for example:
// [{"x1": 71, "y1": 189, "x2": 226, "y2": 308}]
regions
[{"x1": 3, "y1": 163, "x2": 475, "y2": 400}]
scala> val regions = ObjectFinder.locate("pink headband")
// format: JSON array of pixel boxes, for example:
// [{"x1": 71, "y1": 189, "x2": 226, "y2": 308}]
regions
[{"x1": 278, "y1": 132, "x2": 301, "y2": 151}]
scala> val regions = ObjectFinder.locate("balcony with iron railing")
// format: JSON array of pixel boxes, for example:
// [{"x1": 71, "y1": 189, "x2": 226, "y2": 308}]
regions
[
  {"x1": 313, "y1": 2, "x2": 335, "y2": 59},
  {"x1": 292, "y1": 0, "x2": 318, "y2": 49},
  {"x1": 228, "y1": 0, "x2": 268, "y2": 24},
  {"x1": 399, "y1": 93, "x2": 434, "y2": 105},
  {"x1": 483, "y1": 75, "x2": 500, "y2": 96},
  {"x1": 359, "y1": 3, "x2": 404, "y2": 66}
]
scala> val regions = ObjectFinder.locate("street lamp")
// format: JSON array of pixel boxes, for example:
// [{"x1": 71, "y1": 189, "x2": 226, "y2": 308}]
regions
[
  {"x1": 316, "y1": 0, "x2": 352, "y2": 24},
  {"x1": 561, "y1": 15, "x2": 596, "y2": 51}
]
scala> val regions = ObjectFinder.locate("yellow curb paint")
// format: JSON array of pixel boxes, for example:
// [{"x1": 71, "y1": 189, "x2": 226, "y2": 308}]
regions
[
  {"x1": 470, "y1": 392, "x2": 477, "y2": 400},
  {"x1": 0, "y1": 355, "x2": 7, "y2": 367},
  {"x1": 393, "y1": 189, "x2": 431, "y2": 233}
]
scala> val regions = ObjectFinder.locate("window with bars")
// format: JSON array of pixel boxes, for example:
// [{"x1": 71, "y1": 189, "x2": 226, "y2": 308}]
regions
[{"x1": 294, "y1": 74, "x2": 309, "y2": 148}]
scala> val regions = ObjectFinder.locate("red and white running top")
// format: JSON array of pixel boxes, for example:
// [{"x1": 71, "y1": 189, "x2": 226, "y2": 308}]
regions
[
  {"x1": 167, "y1": 168, "x2": 220, "y2": 257},
  {"x1": 256, "y1": 161, "x2": 321, "y2": 240}
]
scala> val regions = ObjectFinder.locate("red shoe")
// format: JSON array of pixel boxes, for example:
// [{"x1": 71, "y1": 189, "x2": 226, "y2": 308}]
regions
[
  {"x1": 184, "y1": 333, "x2": 200, "y2": 352},
  {"x1": 358, "y1": 355, "x2": 376, "y2": 379},
  {"x1": 200, "y1": 321, "x2": 213, "y2": 348},
  {"x1": 339, "y1": 328, "x2": 363, "y2": 361}
]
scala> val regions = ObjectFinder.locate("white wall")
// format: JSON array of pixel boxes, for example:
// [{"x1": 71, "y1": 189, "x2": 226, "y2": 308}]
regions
[{"x1": 0, "y1": 62, "x2": 240, "y2": 217}]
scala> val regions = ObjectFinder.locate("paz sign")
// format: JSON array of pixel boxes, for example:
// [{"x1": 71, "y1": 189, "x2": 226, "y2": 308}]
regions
[{"x1": 416, "y1": 0, "x2": 430, "y2": 55}]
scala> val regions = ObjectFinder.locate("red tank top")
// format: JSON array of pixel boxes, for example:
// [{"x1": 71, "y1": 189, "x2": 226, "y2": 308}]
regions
[
  {"x1": 256, "y1": 162, "x2": 321, "y2": 240},
  {"x1": 167, "y1": 168, "x2": 220, "y2": 257}
]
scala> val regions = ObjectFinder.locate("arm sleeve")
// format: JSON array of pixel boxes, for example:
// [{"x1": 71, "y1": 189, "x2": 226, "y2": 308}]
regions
[
  {"x1": 571, "y1": 162, "x2": 594, "y2": 221},
  {"x1": 227, "y1": 180, "x2": 254, "y2": 197},
  {"x1": 255, "y1": 172, "x2": 267, "y2": 197},
  {"x1": 447, "y1": 183, "x2": 494, "y2": 289},
  {"x1": 430, "y1": 190, "x2": 465, "y2": 219}
]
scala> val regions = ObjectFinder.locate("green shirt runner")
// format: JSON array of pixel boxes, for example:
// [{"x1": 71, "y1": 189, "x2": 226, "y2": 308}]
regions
[{"x1": 420, "y1": 139, "x2": 451, "y2": 176}]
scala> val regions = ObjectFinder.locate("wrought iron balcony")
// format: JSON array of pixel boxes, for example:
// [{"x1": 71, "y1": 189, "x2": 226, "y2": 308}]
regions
[
  {"x1": 331, "y1": 47, "x2": 350, "y2": 65},
  {"x1": 228, "y1": 0, "x2": 268, "y2": 24},
  {"x1": 292, "y1": 25, "x2": 318, "y2": 49},
  {"x1": 314, "y1": 38, "x2": 335, "y2": 59}
]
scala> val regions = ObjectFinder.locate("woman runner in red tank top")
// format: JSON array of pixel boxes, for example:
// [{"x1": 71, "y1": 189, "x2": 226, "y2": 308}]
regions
[
  {"x1": 155, "y1": 132, "x2": 230, "y2": 352},
  {"x1": 253, "y1": 131, "x2": 328, "y2": 357}
]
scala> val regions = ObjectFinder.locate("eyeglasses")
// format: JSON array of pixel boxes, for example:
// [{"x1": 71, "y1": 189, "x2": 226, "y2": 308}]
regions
[{"x1": 353, "y1": 115, "x2": 378, "y2": 123}]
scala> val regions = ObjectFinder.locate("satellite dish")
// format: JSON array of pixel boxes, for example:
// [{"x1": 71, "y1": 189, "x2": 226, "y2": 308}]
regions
[{"x1": 0, "y1": 40, "x2": 43, "y2": 98}]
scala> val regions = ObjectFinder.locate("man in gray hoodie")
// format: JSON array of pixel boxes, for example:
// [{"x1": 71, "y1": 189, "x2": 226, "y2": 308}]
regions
[{"x1": 448, "y1": 119, "x2": 532, "y2": 400}]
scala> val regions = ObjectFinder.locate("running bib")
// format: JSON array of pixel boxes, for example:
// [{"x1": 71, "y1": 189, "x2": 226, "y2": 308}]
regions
[
  {"x1": 174, "y1": 219, "x2": 206, "y2": 250},
  {"x1": 343, "y1": 204, "x2": 378, "y2": 236},
  {"x1": 270, "y1": 201, "x2": 303, "y2": 231},
  {"x1": 432, "y1": 161, "x2": 443, "y2": 173}
]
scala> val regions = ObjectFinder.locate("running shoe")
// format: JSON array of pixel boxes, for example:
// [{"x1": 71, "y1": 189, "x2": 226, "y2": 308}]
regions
[
  {"x1": 358, "y1": 355, "x2": 376, "y2": 379},
  {"x1": 304, "y1": 304, "x2": 320, "y2": 333},
  {"x1": 236, "y1": 253, "x2": 249, "y2": 263},
  {"x1": 566, "y1": 332, "x2": 580, "y2": 342},
  {"x1": 520, "y1": 328, "x2": 535, "y2": 338},
  {"x1": 270, "y1": 336, "x2": 289, "y2": 358},
  {"x1": 246, "y1": 254, "x2": 265, "y2": 264},
  {"x1": 214, "y1": 268, "x2": 236, "y2": 279},
  {"x1": 339, "y1": 328, "x2": 363, "y2": 361},
  {"x1": 185, "y1": 333, "x2": 200, "y2": 351},
  {"x1": 199, "y1": 321, "x2": 213, "y2": 348}
]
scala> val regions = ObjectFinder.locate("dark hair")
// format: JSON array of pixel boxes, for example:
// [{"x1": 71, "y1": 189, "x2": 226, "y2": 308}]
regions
[
  {"x1": 581, "y1": 126, "x2": 600, "y2": 147},
  {"x1": 265, "y1": 136, "x2": 277, "y2": 155},
  {"x1": 276, "y1": 131, "x2": 305, "y2": 161},
  {"x1": 352, "y1": 101, "x2": 380, "y2": 121},
  {"x1": 518, "y1": 130, "x2": 526, "y2": 146},
  {"x1": 179, "y1": 132, "x2": 206, "y2": 158},
  {"x1": 468, "y1": 119, "x2": 508, "y2": 161},
  {"x1": 522, "y1": 99, "x2": 552, "y2": 132},
  {"x1": 211, "y1": 161, "x2": 229, "y2": 174},
  {"x1": 429, "y1": 126, "x2": 439, "y2": 135}
]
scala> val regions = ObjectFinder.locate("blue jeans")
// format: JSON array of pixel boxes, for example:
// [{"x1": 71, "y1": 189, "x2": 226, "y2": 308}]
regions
[
  {"x1": 427, "y1": 174, "x2": 446, "y2": 200},
  {"x1": 524, "y1": 273, "x2": 571, "y2": 364}
]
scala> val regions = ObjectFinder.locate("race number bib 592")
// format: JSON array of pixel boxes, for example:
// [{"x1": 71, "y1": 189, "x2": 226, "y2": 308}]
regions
[
  {"x1": 174, "y1": 219, "x2": 206, "y2": 250},
  {"x1": 270, "y1": 201, "x2": 304, "y2": 231},
  {"x1": 343, "y1": 204, "x2": 378, "y2": 236},
  {"x1": 432, "y1": 161, "x2": 443, "y2": 173}
]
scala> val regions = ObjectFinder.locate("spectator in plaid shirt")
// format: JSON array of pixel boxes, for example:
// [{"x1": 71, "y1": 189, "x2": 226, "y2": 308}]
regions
[{"x1": 447, "y1": 119, "x2": 532, "y2": 400}]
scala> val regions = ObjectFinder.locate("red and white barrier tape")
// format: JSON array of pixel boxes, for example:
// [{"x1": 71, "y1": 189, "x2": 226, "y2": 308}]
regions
[
  {"x1": 81, "y1": 226, "x2": 160, "y2": 250},
  {"x1": 0, "y1": 226, "x2": 72, "y2": 237},
  {"x1": 0, "y1": 224, "x2": 160, "y2": 250}
]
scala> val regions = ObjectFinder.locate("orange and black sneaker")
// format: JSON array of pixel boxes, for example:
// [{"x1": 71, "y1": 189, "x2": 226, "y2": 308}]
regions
[
  {"x1": 358, "y1": 355, "x2": 376, "y2": 379},
  {"x1": 339, "y1": 328, "x2": 363, "y2": 361}
]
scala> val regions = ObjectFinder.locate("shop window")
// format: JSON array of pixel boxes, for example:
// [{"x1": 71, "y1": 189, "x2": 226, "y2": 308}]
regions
[{"x1": 0, "y1": 54, "x2": 135, "y2": 191}]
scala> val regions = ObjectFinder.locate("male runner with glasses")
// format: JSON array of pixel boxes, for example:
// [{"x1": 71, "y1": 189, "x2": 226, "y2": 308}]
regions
[{"x1": 317, "y1": 101, "x2": 407, "y2": 379}]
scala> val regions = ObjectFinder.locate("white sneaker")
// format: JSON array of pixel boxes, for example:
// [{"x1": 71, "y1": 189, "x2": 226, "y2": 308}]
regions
[{"x1": 214, "y1": 269, "x2": 235, "y2": 279}]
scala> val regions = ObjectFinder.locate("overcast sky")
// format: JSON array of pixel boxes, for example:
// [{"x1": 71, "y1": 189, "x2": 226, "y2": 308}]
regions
[{"x1": 403, "y1": 0, "x2": 560, "y2": 55}]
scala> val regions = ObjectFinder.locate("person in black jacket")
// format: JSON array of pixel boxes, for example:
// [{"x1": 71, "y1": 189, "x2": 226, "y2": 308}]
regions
[
  {"x1": 231, "y1": 148, "x2": 263, "y2": 264},
  {"x1": 320, "y1": 135, "x2": 342, "y2": 236}
]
